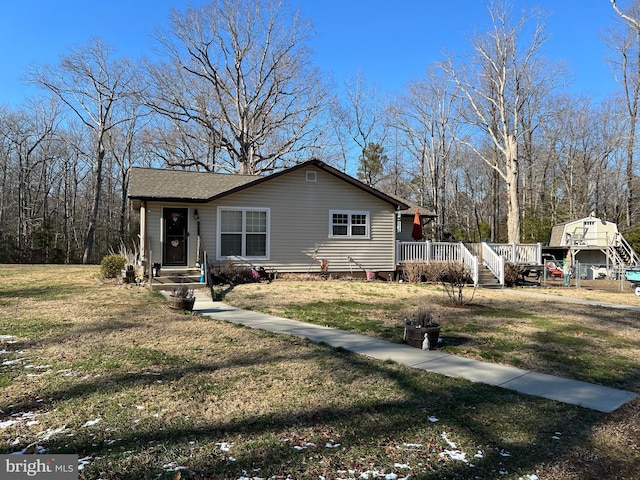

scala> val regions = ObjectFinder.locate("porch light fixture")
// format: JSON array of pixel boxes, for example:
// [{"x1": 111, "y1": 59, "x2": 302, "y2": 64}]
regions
[{"x1": 194, "y1": 209, "x2": 199, "y2": 221}]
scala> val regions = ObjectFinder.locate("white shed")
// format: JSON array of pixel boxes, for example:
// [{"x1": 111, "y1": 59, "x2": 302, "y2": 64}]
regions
[{"x1": 548, "y1": 215, "x2": 638, "y2": 277}]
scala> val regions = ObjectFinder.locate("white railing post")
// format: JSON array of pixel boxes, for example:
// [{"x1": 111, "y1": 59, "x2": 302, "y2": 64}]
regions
[{"x1": 459, "y1": 242, "x2": 479, "y2": 286}]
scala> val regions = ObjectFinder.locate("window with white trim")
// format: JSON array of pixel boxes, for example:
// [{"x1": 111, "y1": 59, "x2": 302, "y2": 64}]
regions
[
  {"x1": 329, "y1": 210, "x2": 370, "y2": 238},
  {"x1": 217, "y1": 207, "x2": 269, "y2": 259}
]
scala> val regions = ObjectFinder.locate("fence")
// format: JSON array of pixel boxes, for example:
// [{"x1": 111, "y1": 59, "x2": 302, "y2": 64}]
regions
[{"x1": 538, "y1": 260, "x2": 631, "y2": 292}]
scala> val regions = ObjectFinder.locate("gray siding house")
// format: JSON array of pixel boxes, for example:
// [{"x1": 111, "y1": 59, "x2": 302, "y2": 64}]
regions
[{"x1": 128, "y1": 159, "x2": 431, "y2": 277}]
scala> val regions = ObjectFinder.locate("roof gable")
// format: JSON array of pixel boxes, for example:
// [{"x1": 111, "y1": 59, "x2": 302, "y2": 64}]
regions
[{"x1": 128, "y1": 159, "x2": 410, "y2": 210}]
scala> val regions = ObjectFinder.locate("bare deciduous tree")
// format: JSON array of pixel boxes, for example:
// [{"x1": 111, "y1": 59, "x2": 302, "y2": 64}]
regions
[
  {"x1": 608, "y1": 0, "x2": 640, "y2": 228},
  {"x1": 330, "y1": 72, "x2": 389, "y2": 174},
  {"x1": 393, "y1": 64, "x2": 461, "y2": 240},
  {"x1": 28, "y1": 38, "x2": 140, "y2": 263},
  {"x1": 148, "y1": 0, "x2": 327, "y2": 174},
  {"x1": 443, "y1": 2, "x2": 557, "y2": 243}
]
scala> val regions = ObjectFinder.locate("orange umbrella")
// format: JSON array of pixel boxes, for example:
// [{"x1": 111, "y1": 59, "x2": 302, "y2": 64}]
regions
[{"x1": 411, "y1": 209, "x2": 423, "y2": 241}]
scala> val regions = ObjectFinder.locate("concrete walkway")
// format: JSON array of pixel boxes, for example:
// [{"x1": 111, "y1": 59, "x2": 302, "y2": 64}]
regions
[{"x1": 176, "y1": 290, "x2": 637, "y2": 413}]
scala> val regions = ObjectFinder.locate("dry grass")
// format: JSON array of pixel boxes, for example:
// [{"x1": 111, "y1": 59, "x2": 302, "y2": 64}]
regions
[
  {"x1": 224, "y1": 278, "x2": 640, "y2": 390},
  {"x1": 1, "y1": 265, "x2": 640, "y2": 479}
]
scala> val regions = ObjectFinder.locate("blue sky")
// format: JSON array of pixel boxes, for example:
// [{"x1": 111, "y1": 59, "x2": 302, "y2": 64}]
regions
[{"x1": 0, "y1": 1, "x2": 626, "y2": 106}]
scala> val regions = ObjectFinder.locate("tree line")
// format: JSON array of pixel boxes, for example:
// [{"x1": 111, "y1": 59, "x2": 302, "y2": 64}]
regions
[{"x1": 1, "y1": 0, "x2": 640, "y2": 264}]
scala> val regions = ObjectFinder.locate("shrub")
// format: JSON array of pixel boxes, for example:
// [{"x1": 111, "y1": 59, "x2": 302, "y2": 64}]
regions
[
  {"x1": 402, "y1": 260, "x2": 426, "y2": 283},
  {"x1": 438, "y1": 261, "x2": 475, "y2": 305},
  {"x1": 209, "y1": 260, "x2": 257, "y2": 285},
  {"x1": 402, "y1": 260, "x2": 448, "y2": 283},
  {"x1": 423, "y1": 261, "x2": 448, "y2": 282},
  {"x1": 504, "y1": 262, "x2": 520, "y2": 287},
  {"x1": 100, "y1": 254, "x2": 126, "y2": 278}
]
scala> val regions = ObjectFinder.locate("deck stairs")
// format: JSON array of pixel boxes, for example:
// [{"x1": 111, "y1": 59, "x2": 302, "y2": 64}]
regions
[
  {"x1": 614, "y1": 238, "x2": 640, "y2": 267},
  {"x1": 477, "y1": 264, "x2": 502, "y2": 288}
]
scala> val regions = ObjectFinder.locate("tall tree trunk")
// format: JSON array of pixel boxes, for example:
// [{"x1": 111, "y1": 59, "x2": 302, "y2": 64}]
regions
[
  {"x1": 502, "y1": 135, "x2": 520, "y2": 243},
  {"x1": 83, "y1": 136, "x2": 105, "y2": 264}
]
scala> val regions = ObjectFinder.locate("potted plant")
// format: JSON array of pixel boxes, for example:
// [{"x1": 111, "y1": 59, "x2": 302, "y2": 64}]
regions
[
  {"x1": 403, "y1": 307, "x2": 440, "y2": 350},
  {"x1": 168, "y1": 285, "x2": 195, "y2": 311},
  {"x1": 121, "y1": 264, "x2": 136, "y2": 283},
  {"x1": 212, "y1": 285, "x2": 223, "y2": 301}
]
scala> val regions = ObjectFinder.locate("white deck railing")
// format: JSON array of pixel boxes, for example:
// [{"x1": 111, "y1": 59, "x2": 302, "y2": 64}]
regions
[
  {"x1": 482, "y1": 243, "x2": 504, "y2": 287},
  {"x1": 487, "y1": 243, "x2": 542, "y2": 265},
  {"x1": 460, "y1": 244, "x2": 479, "y2": 286},
  {"x1": 397, "y1": 241, "x2": 542, "y2": 265},
  {"x1": 396, "y1": 241, "x2": 544, "y2": 286},
  {"x1": 396, "y1": 241, "x2": 479, "y2": 285}
]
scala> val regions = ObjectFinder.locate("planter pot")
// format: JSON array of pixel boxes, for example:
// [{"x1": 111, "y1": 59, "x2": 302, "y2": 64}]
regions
[
  {"x1": 404, "y1": 324, "x2": 440, "y2": 350},
  {"x1": 121, "y1": 268, "x2": 136, "y2": 284},
  {"x1": 168, "y1": 295, "x2": 195, "y2": 311},
  {"x1": 365, "y1": 270, "x2": 378, "y2": 280}
]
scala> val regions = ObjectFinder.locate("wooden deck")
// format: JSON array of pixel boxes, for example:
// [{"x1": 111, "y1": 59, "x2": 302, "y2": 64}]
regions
[{"x1": 396, "y1": 241, "x2": 543, "y2": 287}]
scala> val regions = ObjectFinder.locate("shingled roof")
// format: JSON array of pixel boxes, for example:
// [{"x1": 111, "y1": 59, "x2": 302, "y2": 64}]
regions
[
  {"x1": 128, "y1": 159, "x2": 410, "y2": 211},
  {"x1": 128, "y1": 168, "x2": 258, "y2": 203}
]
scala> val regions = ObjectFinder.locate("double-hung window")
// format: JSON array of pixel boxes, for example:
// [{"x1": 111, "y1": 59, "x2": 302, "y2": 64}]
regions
[
  {"x1": 218, "y1": 207, "x2": 269, "y2": 259},
  {"x1": 329, "y1": 210, "x2": 369, "y2": 238}
]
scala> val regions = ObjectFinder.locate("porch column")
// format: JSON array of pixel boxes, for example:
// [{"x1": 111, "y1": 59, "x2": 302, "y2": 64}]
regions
[{"x1": 140, "y1": 201, "x2": 147, "y2": 263}]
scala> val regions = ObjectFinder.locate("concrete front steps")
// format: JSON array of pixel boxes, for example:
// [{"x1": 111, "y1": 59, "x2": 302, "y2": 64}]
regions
[{"x1": 149, "y1": 268, "x2": 205, "y2": 291}]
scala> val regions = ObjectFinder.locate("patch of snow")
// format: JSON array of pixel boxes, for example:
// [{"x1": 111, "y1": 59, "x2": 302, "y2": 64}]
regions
[
  {"x1": 83, "y1": 418, "x2": 101, "y2": 427},
  {"x1": 0, "y1": 419, "x2": 18, "y2": 429},
  {"x1": 216, "y1": 442, "x2": 233, "y2": 452},
  {"x1": 325, "y1": 442, "x2": 341, "y2": 448},
  {"x1": 39, "y1": 426, "x2": 67, "y2": 442},
  {"x1": 163, "y1": 462, "x2": 188, "y2": 472},
  {"x1": 441, "y1": 432, "x2": 457, "y2": 449},
  {"x1": 439, "y1": 433, "x2": 468, "y2": 463},
  {"x1": 428, "y1": 416, "x2": 439, "y2": 422},
  {"x1": 2, "y1": 359, "x2": 23, "y2": 366},
  {"x1": 78, "y1": 455, "x2": 92, "y2": 470},
  {"x1": 237, "y1": 469, "x2": 265, "y2": 480},
  {"x1": 293, "y1": 441, "x2": 315, "y2": 451},
  {"x1": 440, "y1": 449, "x2": 468, "y2": 463},
  {"x1": 1, "y1": 411, "x2": 37, "y2": 429}
]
